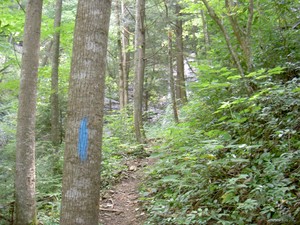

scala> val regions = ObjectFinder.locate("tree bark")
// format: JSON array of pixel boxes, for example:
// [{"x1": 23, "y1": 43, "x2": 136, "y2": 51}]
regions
[
  {"x1": 15, "y1": 0, "x2": 43, "y2": 224},
  {"x1": 133, "y1": 0, "x2": 146, "y2": 144},
  {"x1": 121, "y1": 0, "x2": 130, "y2": 108},
  {"x1": 59, "y1": 0, "x2": 111, "y2": 224},
  {"x1": 51, "y1": 0, "x2": 62, "y2": 147},
  {"x1": 168, "y1": 30, "x2": 179, "y2": 123},
  {"x1": 118, "y1": 0, "x2": 131, "y2": 110},
  {"x1": 175, "y1": 4, "x2": 187, "y2": 105},
  {"x1": 116, "y1": 0, "x2": 125, "y2": 110},
  {"x1": 164, "y1": 1, "x2": 179, "y2": 122}
]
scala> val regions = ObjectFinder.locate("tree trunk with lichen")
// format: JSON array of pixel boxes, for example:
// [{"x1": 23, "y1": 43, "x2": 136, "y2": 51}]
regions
[
  {"x1": 59, "y1": 0, "x2": 111, "y2": 224},
  {"x1": 15, "y1": 0, "x2": 43, "y2": 224}
]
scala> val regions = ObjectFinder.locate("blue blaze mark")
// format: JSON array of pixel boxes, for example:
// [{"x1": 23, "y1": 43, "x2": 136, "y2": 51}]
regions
[{"x1": 78, "y1": 117, "x2": 88, "y2": 161}]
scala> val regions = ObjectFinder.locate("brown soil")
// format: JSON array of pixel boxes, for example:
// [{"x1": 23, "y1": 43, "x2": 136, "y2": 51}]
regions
[{"x1": 99, "y1": 156, "x2": 155, "y2": 225}]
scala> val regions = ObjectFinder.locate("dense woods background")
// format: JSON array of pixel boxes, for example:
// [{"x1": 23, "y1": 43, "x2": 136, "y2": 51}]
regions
[{"x1": 0, "y1": 0, "x2": 299, "y2": 224}]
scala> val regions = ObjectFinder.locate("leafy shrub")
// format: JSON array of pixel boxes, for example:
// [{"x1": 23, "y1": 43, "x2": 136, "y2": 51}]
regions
[
  {"x1": 0, "y1": 141, "x2": 15, "y2": 225},
  {"x1": 142, "y1": 67, "x2": 300, "y2": 224},
  {"x1": 104, "y1": 111, "x2": 136, "y2": 143}
]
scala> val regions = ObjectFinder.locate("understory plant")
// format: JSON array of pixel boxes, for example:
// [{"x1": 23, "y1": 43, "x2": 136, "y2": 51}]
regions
[
  {"x1": 0, "y1": 109, "x2": 140, "y2": 224},
  {"x1": 142, "y1": 66, "x2": 300, "y2": 225}
]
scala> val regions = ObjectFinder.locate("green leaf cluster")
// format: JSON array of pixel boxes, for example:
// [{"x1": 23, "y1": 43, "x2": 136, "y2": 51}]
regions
[{"x1": 142, "y1": 67, "x2": 300, "y2": 224}]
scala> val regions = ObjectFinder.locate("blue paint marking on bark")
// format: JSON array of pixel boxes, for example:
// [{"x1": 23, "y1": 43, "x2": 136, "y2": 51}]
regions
[{"x1": 78, "y1": 117, "x2": 88, "y2": 161}]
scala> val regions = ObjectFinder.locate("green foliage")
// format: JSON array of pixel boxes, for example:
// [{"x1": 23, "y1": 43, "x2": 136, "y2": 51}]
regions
[
  {"x1": 0, "y1": 141, "x2": 15, "y2": 224},
  {"x1": 104, "y1": 111, "x2": 136, "y2": 143},
  {"x1": 34, "y1": 112, "x2": 142, "y2": 223},
  {"x1": 101, "y1": 135, "x2": 127, "y2": 188},
  {"x1": 0, "y1": 0, "x2": 299, "y2": 224},
  {"x1": 101, "y1": 111, "x2": 150, "y2": 187},
  {"x1": 0, "y1": 3, "x2": 25, "y2": 36},
  {"x1": 252, "y1": 0, "x2": 300, "y2": 69},
  {"x1": 142, "y1": 67, "x2": 300, "y2": 224},
  {"x1": 35, "y1": 142, "x2": 63, "y2": 224}
]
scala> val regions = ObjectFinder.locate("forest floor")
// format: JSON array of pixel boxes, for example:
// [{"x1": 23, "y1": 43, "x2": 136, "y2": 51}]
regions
[{"x1": 99, "y1": 154, "x2": 155, "y2": 225}]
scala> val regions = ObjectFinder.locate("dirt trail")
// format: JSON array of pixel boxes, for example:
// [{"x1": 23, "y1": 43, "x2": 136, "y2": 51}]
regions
[{"x1": 99, "y1": 156, "x2": 155, "y2": 225}]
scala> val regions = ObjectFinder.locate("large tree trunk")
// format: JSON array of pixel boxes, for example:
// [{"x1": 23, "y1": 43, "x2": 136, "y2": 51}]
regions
[
  {"x1": 59, "y1": 0, "x2": 111, "y2": 224},
  {"x1": 15, "y1": 0, "x2": 43, "y2": 224},
  {"x1": 133, "y1": 0, "x2": 146, "y2": 144},
  {"x1": 175, "y1": 4, "x2": 187, "y2": 105},
  {"x1": 51, "y1": 0, "x2": 62, "y2": 148}
]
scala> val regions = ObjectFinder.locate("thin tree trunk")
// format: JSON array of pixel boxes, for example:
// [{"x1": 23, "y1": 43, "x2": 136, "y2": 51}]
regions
[
  {"x1": 144, "y1": 85, "x2": 149, "y2": 114},
  {"x1": 15, "y1": 0, "x2": 43, "y2": 224},
  {"x1": 164, "y1": 1, "x2": 179, "y2": 122},
  {"x1": 175, "y1": 4, "x2": 187, "y2": 104},
  {"x1": 117, "y1": 0, "x2": 125, "y2": 110},
  {"x1": 201, "y1": 0, "x2": 254, "y2": 95},
  {"x1": 118, "y1": 0, "x2": 131, "y2": 110},
  {"x1": 225, "y1": 0, "x2": 254, "y2": 72},
  {"x1": 51, "y1": 0, "x2": 62, "y2": 147},
  {"x1": 133, "y1": 0, "x2": 146, "y2": 144},
  {"x1": 168, "y1": 30, "x2": 179, "y2": 123},
  {"x1": 121, "y1": 0, "x2": 130, "y2": 107},
  {"x1": 201, "y1": 0, "x2": 245, "y2": 77},
  {"x1": 245, "y1": 0, "x2": 254, "y2": 72},
  {"x1": 200, "y1": 9, "x2": 210, "y2": 56},
  {"x1": 59, "y1": 0, "x2": 111, "y2": 224}
]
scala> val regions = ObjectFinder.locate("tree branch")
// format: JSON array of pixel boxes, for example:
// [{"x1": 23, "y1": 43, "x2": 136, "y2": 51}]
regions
[
  {"x1": 201, "y1": 0, "x2": 245, "y2": 77},
  {"x1": 15, "y1": 0, "x2": 26, "y2": 13}
]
